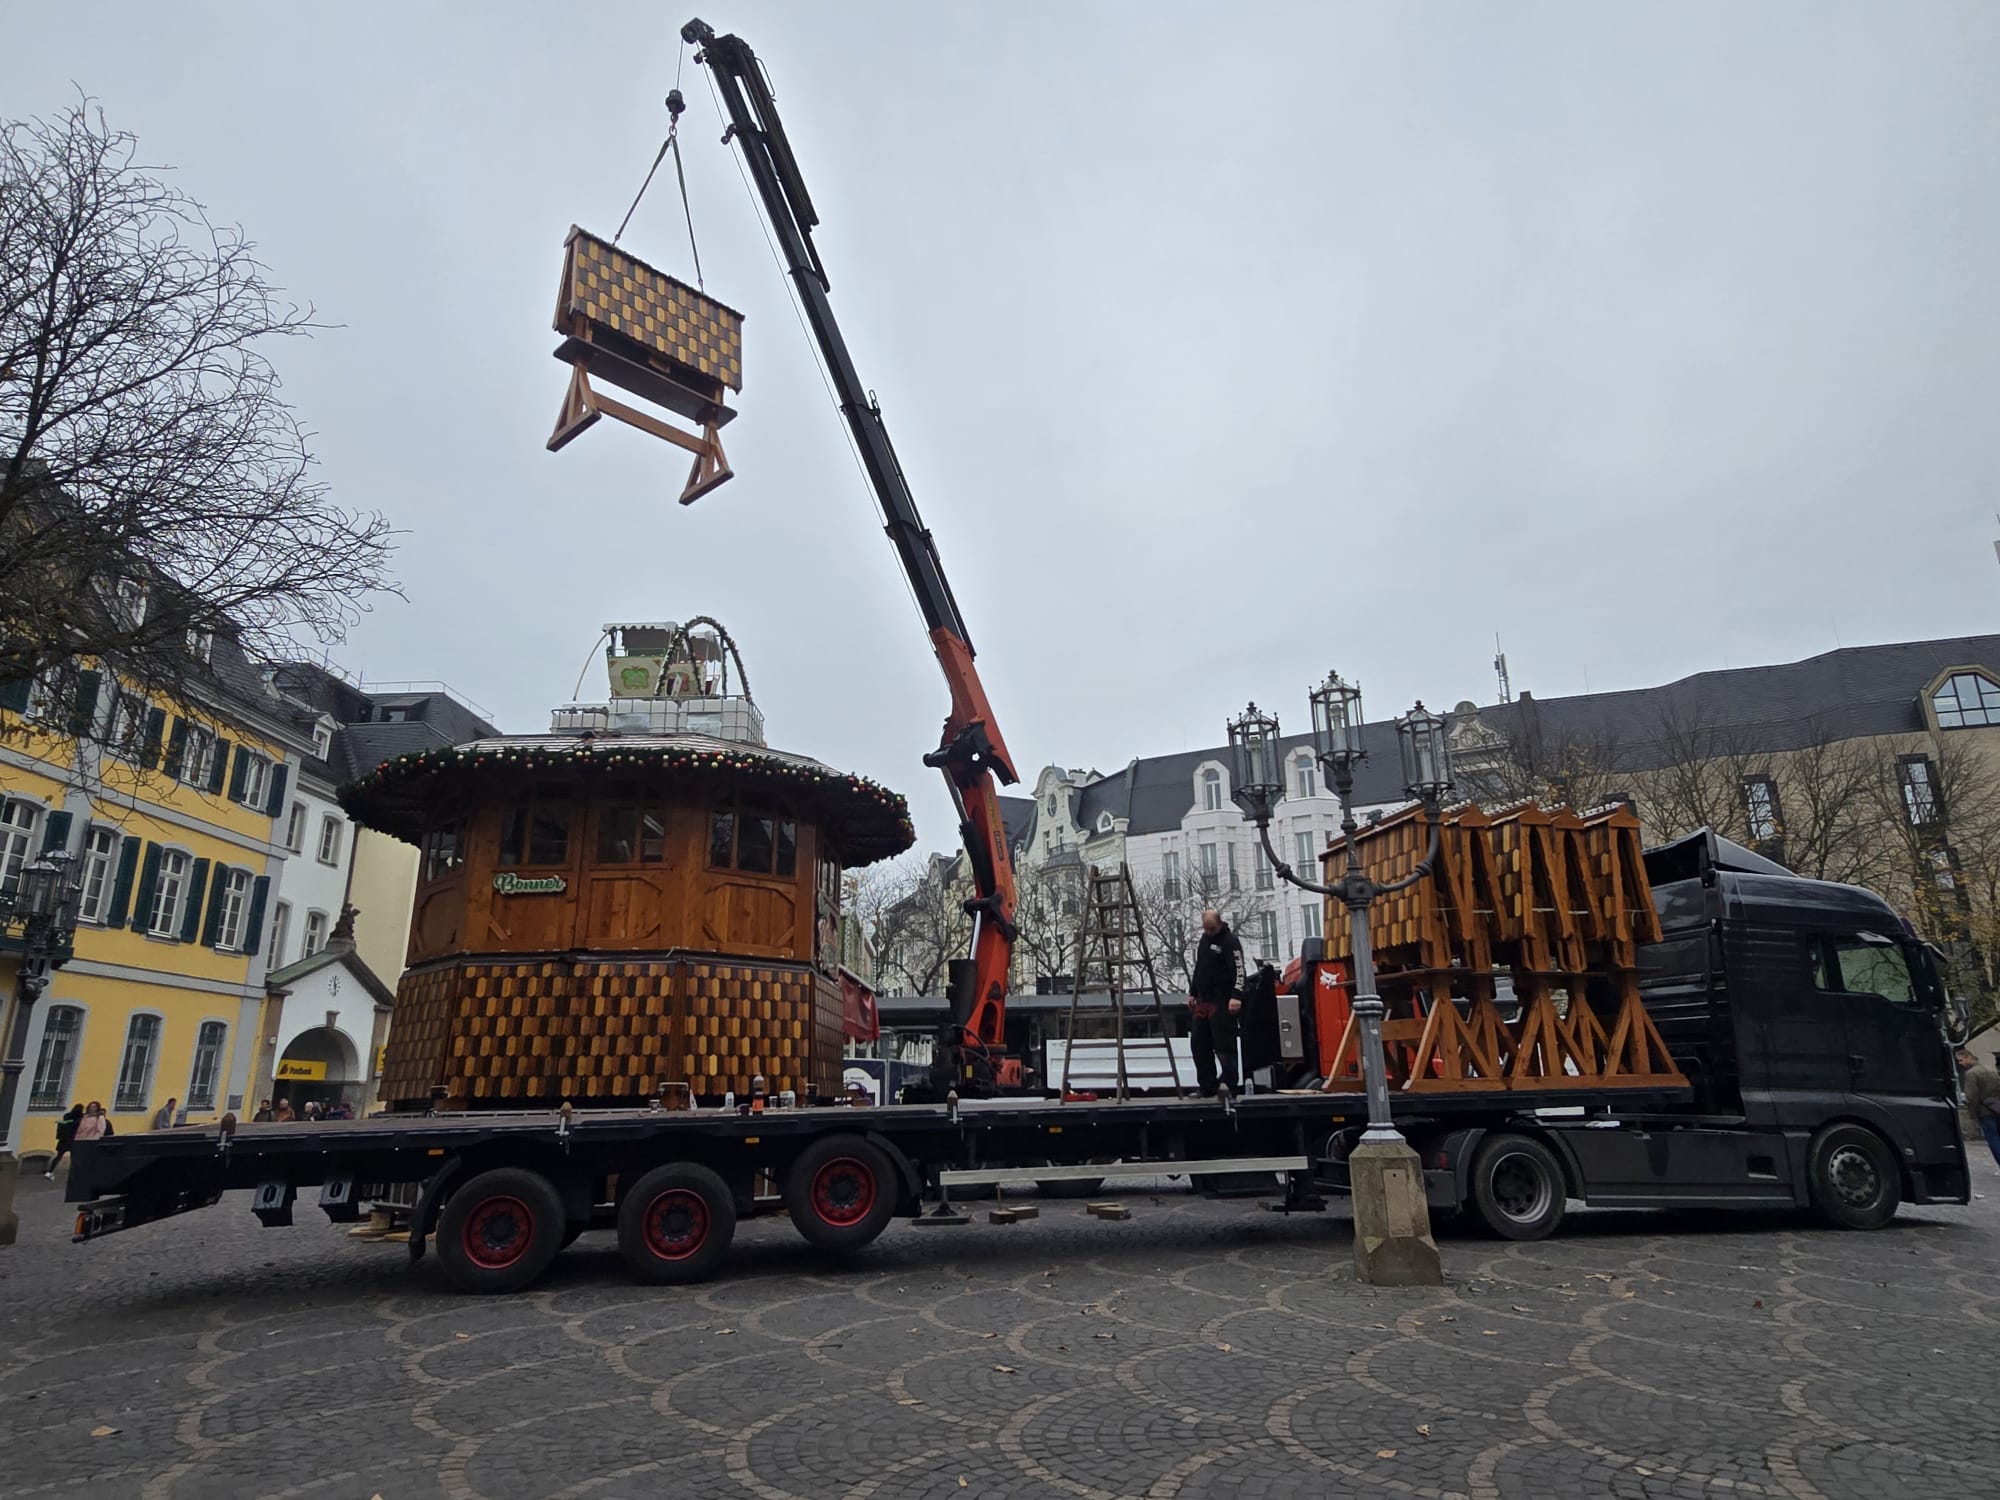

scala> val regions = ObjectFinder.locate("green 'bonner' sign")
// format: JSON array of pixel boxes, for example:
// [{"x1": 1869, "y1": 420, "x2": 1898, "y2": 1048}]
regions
[{"x1": 493, "y1": 873, "x2": 567, "y2": 895}]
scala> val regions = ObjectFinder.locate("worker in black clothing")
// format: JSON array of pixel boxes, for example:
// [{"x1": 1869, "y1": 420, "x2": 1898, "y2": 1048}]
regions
[{"x1": 1187, "y1": 908, "x2": 1245, "y2": 1096}]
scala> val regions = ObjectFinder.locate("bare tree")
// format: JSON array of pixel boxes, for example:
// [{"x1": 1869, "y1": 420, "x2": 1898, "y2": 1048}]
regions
[
  {"x1": 1, "y1": 101, "x2": 395, "y2": 730},
  {"x1": 1012, "y1": 860, "x2": 1086, "y2": 989},
  {"x1": 1131, "y1": 857, "x2": 1280, "y2": 992},
  {"x1": 855, "y1": 853, "x2": 971, "y2": 997},
  {"x1": 1457, "y1": 699, "x2": 1627, "y2": 812}
]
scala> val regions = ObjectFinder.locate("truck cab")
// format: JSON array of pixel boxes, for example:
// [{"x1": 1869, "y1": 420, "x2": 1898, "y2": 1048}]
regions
[{"x1": 1641, "y1": 829, "x2": 1969, "y2": 1208}]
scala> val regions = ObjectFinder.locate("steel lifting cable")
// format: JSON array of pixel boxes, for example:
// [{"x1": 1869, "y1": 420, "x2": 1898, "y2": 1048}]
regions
[{"x1": 613, "y1": 42, "x2": 705, "y2": 289}]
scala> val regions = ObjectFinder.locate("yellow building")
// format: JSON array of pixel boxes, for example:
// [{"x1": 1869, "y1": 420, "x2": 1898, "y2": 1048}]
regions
[{"x1": 1, "y1": 648, "x2": 308, "y2": 1158}]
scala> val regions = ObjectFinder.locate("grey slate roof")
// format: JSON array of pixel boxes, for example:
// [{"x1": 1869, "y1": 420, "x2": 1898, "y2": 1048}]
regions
[
  {"x1": 1480, "y1": 633, "x2": 2000, "y2": 772},
  {"x1": 1115, "y1": 634, "x2": 2000, "y2": 834},
  {"x1": 998, "y1": 794, "x2": 1037, "y2": 851}
]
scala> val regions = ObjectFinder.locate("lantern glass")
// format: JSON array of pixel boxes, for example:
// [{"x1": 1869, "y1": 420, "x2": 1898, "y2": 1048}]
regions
[
  {"x1": 1226, "y1": 703, "x2": 1284, "y2": 821},
  {"x1": 1395, "y1": 701, "x2": 1453, "y2": 803},
  {"x1": 18, "y1": 855, "x2": 62, "y2": 923},
  {"x1": 1309, "y1": 671, "x2": 1364, "y2": 769}
]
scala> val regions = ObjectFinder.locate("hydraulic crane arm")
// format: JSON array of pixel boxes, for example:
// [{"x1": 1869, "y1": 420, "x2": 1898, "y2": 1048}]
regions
[{"x1": 687, "y1": 20, "x2": 1021, "y2": 1085}]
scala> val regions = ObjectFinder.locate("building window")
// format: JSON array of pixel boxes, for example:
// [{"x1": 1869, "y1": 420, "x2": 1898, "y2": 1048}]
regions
[
  {"x1": 77, "y1": 825, "x2": 121, "y2": 923},
  {"x1": 113, "y1": 1014, "x2": 162, "y2": 1112},
  {"x1": 185, "y1": 1020, "x2": 228, "y2": 1110},
  {"x1": 269, "y1": 901, "x2": 292, "y2": 965},
  {"x1": 1047, "y1": 793, "x2": 1057, "y2": 816},
  {"x1": 1931, "y1": 671, "x2": 2000, "y2": 729},
  {"x1": 499, "y1": 793, "x2": 572, "y2": 867},
  {"x1": 1254, "y1": 910, "x2": 1277, "y2": 957},
  {"x1": 1163, "y1": 850, "x2": 1182, "y2": 902},
  {"x1": 113, "y1": 578, "x2": 149, "y2": 628},
  {"x1": 109, "y1": 691, "x2": 148, "y2": 758},
  {"x1": 1201, "y1": 767, "x2": 1222, "y2": 812},
  {"x1": 0, "y1": 798, "x2": 42, "y2": 895},
  {"x1": 1294, "y1": 757, "x2": 1317, "y2": 799},
  {"x1": 421, "y1": 822, "x2": 467, "y2": 882},
  {"x1": 1301, "y1": 901, "x2": 1323, "y2": 940},
  {"x1": 1198, "y1": 842, "x2": 1218, "y2": 888},
  {"x1": 214, "y1": 868, "x2": 251, "y2": 951},
  {"x1": 186, "y1": 627, "x2": 212, "y2": 662},
  {"x1": 312, "y1": 724, "x2": 332, "y2": 759},
  {"x1": 1741, "y1": 776, "x2": 1782, "y2": 842},
  {"x1": 708, "y1": 800, "x2": 798, "y2": 877},
  {"x1": 180, "y1": 726, "x2": 217, "y2": 788},
  {"x1": 28, "y1": 1004, "x2": 83, "y2": 1110},
  {"x1": 239, "y1": 751, "x2": 272, "y2": 809},
  {"x1": 284, "y1": 802, "x2": 307, "y2": 851},
  {"x1": 1899, "y1": 755, "x2": 1942, "y2": 827},
  {"x1": 303, "y1": 909, "x2": 330, "y2": 957},
  {"x1": 1227, "y1": 843, "x2": 1240, "y2": 892},
  {"x1": 1295, "y1": 829, "x2": 1316, "y2": 873},
  {"x1": 1254, "y1": 845, "x2": 1275, "y2": 891},
  {"x1": 148, "y1": 850, "x2": 191, "y2": 936},
  {"x1": 317, "y1": 815, "x2": 343, "y2": 865},
  {"x1": 597, "y1": 806, "x2": 668, "y2": 864}
]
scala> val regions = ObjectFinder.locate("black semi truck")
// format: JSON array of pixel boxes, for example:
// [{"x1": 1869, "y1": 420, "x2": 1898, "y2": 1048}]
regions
[{"x1": 64, "y1": 830, "x2": 1969, "y2": 1294}]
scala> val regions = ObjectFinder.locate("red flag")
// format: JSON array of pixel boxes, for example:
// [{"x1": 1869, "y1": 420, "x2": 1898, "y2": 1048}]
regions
[{"x1": 839, "y1": 967, "x2": 879, "y2": 1043}]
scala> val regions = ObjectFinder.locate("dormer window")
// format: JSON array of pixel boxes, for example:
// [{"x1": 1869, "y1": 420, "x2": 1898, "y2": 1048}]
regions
[
  {"x1": 312, "y1": 724, "x2": 332, "y2": 759},
  {"x1": 1096, "y1": 811, "x2": 1114, "y2": 834},
  {"x1": 186, "y1": 627, "x2": 213, "y2": 662},
  {"x1": 113, "y1": 578, "x2": 149, "y2": 629},
  {"x1": 1292, "y1": 754, "x2": 1317, "y2": 799},
  {"x1": 1931, "y1": 671, "x2": 2000, "y2": 729}
]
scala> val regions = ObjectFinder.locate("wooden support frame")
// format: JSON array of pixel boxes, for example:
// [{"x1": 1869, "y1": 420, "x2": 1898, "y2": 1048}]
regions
[{"x1": 547, "y1": 364, "x2": 733, "y2": 505}]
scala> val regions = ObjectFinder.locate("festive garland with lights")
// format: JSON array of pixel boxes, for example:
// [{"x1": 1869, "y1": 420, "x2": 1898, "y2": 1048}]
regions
[{"x1": 339, "y1": 739, "x2": 915, "y2": 865}]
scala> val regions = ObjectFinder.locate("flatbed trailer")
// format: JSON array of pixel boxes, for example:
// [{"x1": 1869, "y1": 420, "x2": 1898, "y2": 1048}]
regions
[{"x1": 61, "y1": 1066, "x2": 1956, "y2": 1296}]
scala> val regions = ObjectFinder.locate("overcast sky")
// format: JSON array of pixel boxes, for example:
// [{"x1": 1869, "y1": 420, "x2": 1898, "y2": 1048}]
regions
[{"x1": 8, "y1": 2, "x2": 1999, "y2": 847}]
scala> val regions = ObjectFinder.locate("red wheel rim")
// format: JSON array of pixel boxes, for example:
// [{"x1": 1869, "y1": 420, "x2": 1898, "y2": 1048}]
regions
[
  {"x1": 461, "y1": 1194, "x2": 535, "y2": 1269},
  {"x1": 810, "y1": 1157, "x2": 877, "y2": 1227},
  {"x1": 641, "y1": 1188, "x2": 711, "y2": 1261}
]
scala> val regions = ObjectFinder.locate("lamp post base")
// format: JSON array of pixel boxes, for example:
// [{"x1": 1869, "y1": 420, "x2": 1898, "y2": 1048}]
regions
[
  {"x1": 0, "y1": 1149, "x2": 22, "y2": 1248},
  {"x1": 1347, "y1": 1138, "x2": 1442, "y2": 1287}
]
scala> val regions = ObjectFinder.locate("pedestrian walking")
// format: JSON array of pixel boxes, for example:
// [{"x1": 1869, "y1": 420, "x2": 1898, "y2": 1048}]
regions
[
  {"x1": 73, "y1": 1101, "x2": 112, "y2": 1143},
  {"x1": 44, "y1": 1102, "x2": 84, "y2": 1178},
  {"x1": 152, "y1": 1096, "x2": 179, "y2": 1130},
  {"x1": 1957, "y1": 1048, "x2": 2000, "y2": 1168},
  {"x1": 1186, "y1": 907, "x2": 1245, "y2": 1096}
]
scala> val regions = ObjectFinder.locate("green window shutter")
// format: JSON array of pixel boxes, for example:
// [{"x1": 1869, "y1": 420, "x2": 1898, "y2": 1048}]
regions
[
  {"x1": 242, "y1": 875, "x2": 270, "y2": 957},
  {"x1": 0, "y1": 673, "x2": 30, "y2": 714},
  {"x1": 129, "y1": 843, "x2": 162, "y2": 933},
  {"x1": 141, "y1": 707, "x2": 167, "y2": 769},
  {"x1": 69, "y1": 669, "x2": 102, "y2": 737},
  {"x1": 200, "y1": 864, "x2": 228, "y2": 948},
  {"x1": 264, "y1": 763, "x2": 289, "y2": 818},
  {"x1": 39, "y1": 809, "x2": 73, "y2": 855},
  {"x1": 227, "y1": 746, "x2": 250, "y2": 802},
  {"x1": 208, "y1": 738, "x2": 230, "y2": 794},
  {"x1": 106, "y1": 836, "x2": 141, "y2": 926},
  {"x1": 161, "y1": 718, "x2": 189, "y2": 780},
  {"x1": 179, "y1": 857, "x2": 211, "y2": 942}
]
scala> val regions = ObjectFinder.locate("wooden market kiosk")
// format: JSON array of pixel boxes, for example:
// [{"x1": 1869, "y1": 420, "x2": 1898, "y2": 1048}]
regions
[{"x1": 343, "y1": 621, "x2": 913, "y2": 1110}]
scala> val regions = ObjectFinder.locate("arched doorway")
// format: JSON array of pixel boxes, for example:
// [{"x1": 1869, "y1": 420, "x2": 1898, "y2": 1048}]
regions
[{"x1": 274, "y1": 1026, "x2": 359, "y2": 1117}]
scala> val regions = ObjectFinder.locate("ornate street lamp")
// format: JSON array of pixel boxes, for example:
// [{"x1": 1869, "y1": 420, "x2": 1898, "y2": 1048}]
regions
[
  {"x1": 1228, "y1": 679, "x2": 1455, "y2": 1286},
  {"x1": 0, "y1": 851, "x2": 84, "y2": 1154},
  {"x1": 1226, "y1": 702, "x2": 1285, "y2": 822}
]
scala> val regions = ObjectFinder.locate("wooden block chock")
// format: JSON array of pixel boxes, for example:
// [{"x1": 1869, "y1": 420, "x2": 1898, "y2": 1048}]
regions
[
  {"x1": 1086, "y1": 1201, "x2": 1130, "y2": 1221},
  {"x1": 547, "y1": 225, "x2": 744, "y2": 505}
]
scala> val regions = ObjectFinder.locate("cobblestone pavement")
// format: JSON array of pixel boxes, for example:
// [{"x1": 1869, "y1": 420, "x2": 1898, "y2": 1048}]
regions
[{"x1": 1, "y1": 1164, "x2": 1993, "y2": 1500}]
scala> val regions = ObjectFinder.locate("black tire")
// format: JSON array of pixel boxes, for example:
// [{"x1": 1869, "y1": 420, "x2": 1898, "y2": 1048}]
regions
[
  {"x1": 434, "y1": 1167, "x2": 567, "y2": 1294},
  {"x1": 617, "y1": 1162, "x2": 737, "y2": 1284},
  {"x1": 784, "y1": 1134, "x2": 898, "y2": 1253},
  {"x1": 1468, "y1": 1133, "x2": 1567, "y2": 1241},
  {"x1": 1807, "y1": 1123, "x2": 1900, "y2": 1230}
]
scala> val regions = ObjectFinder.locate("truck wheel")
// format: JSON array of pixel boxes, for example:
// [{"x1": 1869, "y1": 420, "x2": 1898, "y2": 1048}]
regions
[
  {"x1": 617, "y1": 1162, "x2": 737, "y2": 1284},
  {"x1": 1469, "y1": 1134, "x2": 1566, "y2": 1241},
  {"x1": 1807, "y1": 1124, "x2": 1900, "y2": 1230},
  {"x1": 785, "y1": 1135, "x2": 896, "y2": 1253},
  {"x1": 435, "y1": 1167, "x2": 566, "y2": 1294}
]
